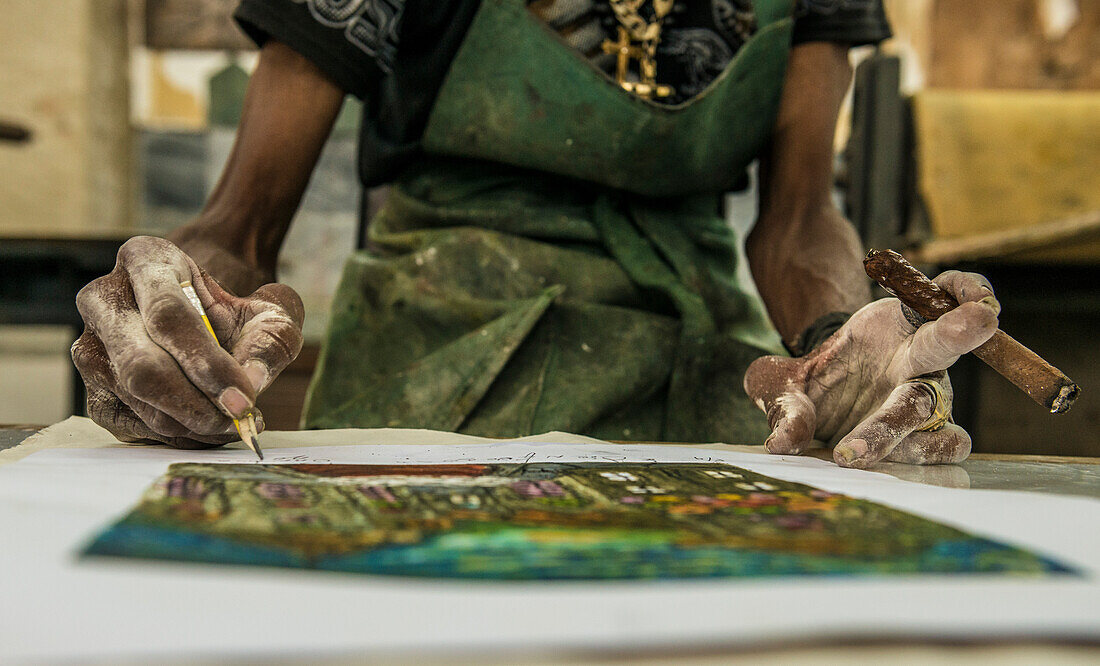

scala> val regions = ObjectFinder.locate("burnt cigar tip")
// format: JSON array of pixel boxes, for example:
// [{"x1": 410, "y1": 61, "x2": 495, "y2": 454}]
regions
[
  {"x1": 1049, "y1": 383, "x2": 1081, "y2": 414},
  {"x1": 863, "y1": 250, "x2": 881, "y2": 270}
]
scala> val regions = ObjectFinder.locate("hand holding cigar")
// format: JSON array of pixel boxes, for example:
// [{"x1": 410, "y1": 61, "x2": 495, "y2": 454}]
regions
[{"x1": 864, "y1": 249, "x2": 1080, "y2": 414}]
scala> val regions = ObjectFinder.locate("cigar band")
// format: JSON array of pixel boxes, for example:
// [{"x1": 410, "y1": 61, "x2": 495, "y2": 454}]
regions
[{"x1": 906, "y1": 377, "x2": 952, "y2": 432}]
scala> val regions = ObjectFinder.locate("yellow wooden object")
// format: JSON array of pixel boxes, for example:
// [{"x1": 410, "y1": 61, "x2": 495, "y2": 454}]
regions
[{"x1": 913, "y1": 90, "x2": 1100, "y2": 262}]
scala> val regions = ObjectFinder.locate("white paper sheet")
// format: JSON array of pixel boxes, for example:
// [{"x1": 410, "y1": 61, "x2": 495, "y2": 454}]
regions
[{"x1": 1, "y1": 420, "x2": 1098, "y2": 662}]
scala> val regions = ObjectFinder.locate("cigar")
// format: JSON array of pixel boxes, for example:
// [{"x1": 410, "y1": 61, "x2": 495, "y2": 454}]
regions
[{"x1": 864, "y1": 249, "x2": 1080, "y2": 414}]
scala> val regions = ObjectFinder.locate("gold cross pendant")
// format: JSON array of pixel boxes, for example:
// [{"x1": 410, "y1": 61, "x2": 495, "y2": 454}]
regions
[{"x1": 600, "y1": 26, "x2": 673, "y2": 100}]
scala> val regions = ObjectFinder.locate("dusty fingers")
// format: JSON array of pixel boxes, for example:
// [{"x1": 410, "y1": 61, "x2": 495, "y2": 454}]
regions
[
  {"x1": 125, "y1": 245, "x2": 261, "y2": 421},
  {"x1": 744, "y1": 355, "x2": 817, "y2": 455},
  {"x1": 932, "y1": 270, "x2": 998, "y2": 309},
  {"x1": 86, "y1": 388, "x2": 238, "y2": 449},
  {"x1": 884, "y1": 424, "x2": 972, "y2": 465},
  {"x1": 73, "y1": 328, "x2": 237, "y2": 447},
  {"x1": 73, "y1": 236, "x2": 290, "y2": 448},
  {"x1": 833, "y1": 374, "x2": 951, "y2": 468},
  {"x1": 76, "y1": 260, "x2": 239, "y2": 436},
  {"x1": 226, "y1": 283, "x2": 305, "y2": 394},
  {"x1": 893, "y1": 299, "x2": 999, "y2": 382},
  {"x1": 182, "y1": 270, "x2": 304, "y2": 394}
]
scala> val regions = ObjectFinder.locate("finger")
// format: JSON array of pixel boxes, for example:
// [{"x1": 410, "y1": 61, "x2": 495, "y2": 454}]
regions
[
  {"x1": 743, "y1": 355, "x2": 817, "y2": 453},
  {"x1": 73, "y1": 324, "x2": 168, "y2": 443},
  {"x1": 75, "y1": 327, "x2": 238, "y2": 441},
  {"x1": 86, "y1": 386, "x2": 163, "y2": 445},
  {"x1": 87, "y1": 387, "x2": 233, "y2": 448},
  {"x1": 764, "y1": 391, "x2": 817, "y2": 455},
  {"x1": 87, "y1": 386, "x2": 240, "y2": 449},
  {"x1": 184, "y1": 269, "x2": 304, "y2": 393},
  {"x1": 72, "y1": 328, "x2": 114, "y2": 391},
  {"x1": 154, "y1": 408, "x2": 262, "y2": 448},
  {"x1": 226, "y1": 283, "x2": 305, "y2": 393},
  {"x1": 77, "y1": 274, "x2": 241, "y2": 435},
  {"x1": 122, "y1": 246, "x2": 257, "y2": 419},
  {"x1": 833, "y1": 380, "x2": 939, "y2": 468},
  {"x1": 892, "y1": 299, "x2": 999, "y2": 380},
  {"x1": 113, "y1": 368, "x2": 235, "y2": 441},
  {"x1": 884, "y1": 424, "x2": 972, "y2": 465},
  {"x1": 932, "y1": 270, "x2": 1000, "y2": 311}
]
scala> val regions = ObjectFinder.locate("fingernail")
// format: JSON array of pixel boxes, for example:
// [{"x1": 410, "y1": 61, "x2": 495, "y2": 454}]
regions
[
  {"x1": 243, "y1": 360, "x2": 269, "y2": 393},
  {"x1": 255, "y1": 413, "x2": 266, "y2": 433},
  {"x1": 764, "y1": 434, "x2": 776, "y2": 453},
  {"x1": 218, "y1": 387, "x2": 252, "y2": 419},
  {"x1": 979, "y1": 295, "x2": 1001, "y2": 316},
  {"x1": 835, "y1": 439, "x2": 868, "y2": 466}
]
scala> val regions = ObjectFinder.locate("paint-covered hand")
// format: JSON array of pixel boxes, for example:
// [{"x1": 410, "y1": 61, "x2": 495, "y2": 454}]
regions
[
  {"x1": 743, "y1": 271, "x2": 1000, "y2": 467},
  {"x1": 71, "y1": 236, "x2": 304, "y2": 448}
]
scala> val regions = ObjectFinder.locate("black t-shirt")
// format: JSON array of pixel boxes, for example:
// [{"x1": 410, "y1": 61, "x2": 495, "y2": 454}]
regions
[{"x1": 235, "y1": 0, "x2": 891, "y2": 188}]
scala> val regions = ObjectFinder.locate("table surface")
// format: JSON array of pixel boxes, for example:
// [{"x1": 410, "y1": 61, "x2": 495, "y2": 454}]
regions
[
  {"x1": 3, "y1": 423, "x2": 1097, "y2": 664},
  {"x1": 3, "y1": 424, "x2": 1098, "y2": 498},
  {"x1": 0, "y1": 425, "x2": 38, "y2": 451},
  {"x1": 801, "y1": 448, "x2": 1100, "y2": 498}
]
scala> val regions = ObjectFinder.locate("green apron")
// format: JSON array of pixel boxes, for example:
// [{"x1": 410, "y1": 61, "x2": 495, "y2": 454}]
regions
[{"x1": 303, "y1": 0, "x2": 794, "y2": 443}]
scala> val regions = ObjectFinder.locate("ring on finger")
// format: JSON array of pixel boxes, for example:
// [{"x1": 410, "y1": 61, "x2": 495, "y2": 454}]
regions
[{"x1": 905, "y1": 377, "x2": 952, "y2": 432}]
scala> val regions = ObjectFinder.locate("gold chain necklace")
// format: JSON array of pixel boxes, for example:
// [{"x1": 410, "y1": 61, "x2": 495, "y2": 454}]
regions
[{"x1": 600, "y1": 0, "x2": 675, "y2": 100}]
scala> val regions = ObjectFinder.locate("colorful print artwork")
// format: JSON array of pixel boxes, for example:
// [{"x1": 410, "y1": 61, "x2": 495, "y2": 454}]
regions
[{"x1": 84, "y1": 462, "x2": 1072, "y2": 579}]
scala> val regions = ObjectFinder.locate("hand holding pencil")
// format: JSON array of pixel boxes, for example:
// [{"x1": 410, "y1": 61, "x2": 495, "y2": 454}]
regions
[{"x1": 72, "y1": 236, "x2": 305, "y2": 450}]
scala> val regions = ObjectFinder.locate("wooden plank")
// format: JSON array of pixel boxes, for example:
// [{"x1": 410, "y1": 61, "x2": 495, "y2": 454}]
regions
[{"x1": 910, "y1": 210, "x2": 1100, "y2": 263}]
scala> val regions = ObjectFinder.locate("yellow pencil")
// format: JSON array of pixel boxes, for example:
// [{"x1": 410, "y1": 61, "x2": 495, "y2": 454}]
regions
[{"x1": 180, "y1": 280, "x2": 264, "y2": 460}]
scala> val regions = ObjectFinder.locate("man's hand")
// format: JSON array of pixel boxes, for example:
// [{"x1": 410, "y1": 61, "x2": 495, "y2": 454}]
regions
[
  {"x1": 71, "y1": 236, "x2": 304, "y2": 448},
  {"x1": 744, "y1": 271, "x2": 1000, "y2": 467},
  {"x1": 69, "y1": 41, "x2": 341, "y2": 448}
]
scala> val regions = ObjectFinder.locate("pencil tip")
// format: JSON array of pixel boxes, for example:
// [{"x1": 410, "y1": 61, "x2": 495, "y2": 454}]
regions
[{"x1": 252, "y1": 437, "x2": 264, "y2": 461}]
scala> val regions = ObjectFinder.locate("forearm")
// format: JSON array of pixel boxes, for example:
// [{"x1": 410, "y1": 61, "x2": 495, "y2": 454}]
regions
[
  {"x1": 747, "y1": 200, "x2": 869, "y2": 344},
  {"x1": 169, "y1": 40, "x2": 345, "y2": 294},
  {"x1": 747, "y1": 42, "x2": 870, "y2": 345}
]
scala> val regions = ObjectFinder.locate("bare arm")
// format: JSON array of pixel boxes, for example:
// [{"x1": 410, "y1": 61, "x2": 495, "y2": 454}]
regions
[
  {"x1": 746, "y1": 42, "x2": 869, "y2": 345},
  {"x1": 169, "y1": 40, "x2": 346, "y2": 295}
]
